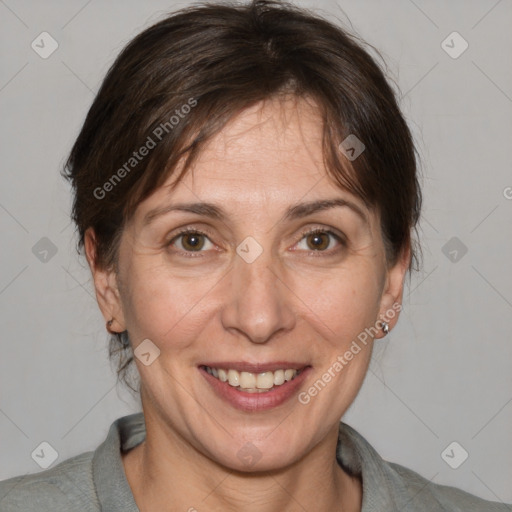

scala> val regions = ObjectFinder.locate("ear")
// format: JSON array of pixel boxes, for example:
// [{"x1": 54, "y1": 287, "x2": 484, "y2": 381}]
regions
[
  {"x1": 374, "y1": 242, "x2": 410, "y2": 339},
  {"x1": 84, "y1": 227, "x2": 126, "y2": 333}
]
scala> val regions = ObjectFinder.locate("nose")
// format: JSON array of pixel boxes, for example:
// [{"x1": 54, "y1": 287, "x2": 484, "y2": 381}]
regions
[{"x1": 220, "y1": 244, "x2": 296, "y2": 344}]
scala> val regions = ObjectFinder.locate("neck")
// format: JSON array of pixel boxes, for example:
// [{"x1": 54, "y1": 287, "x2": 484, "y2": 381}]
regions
[{"x1": 122, "y1": 413, "x2": 362, "y2": 512}]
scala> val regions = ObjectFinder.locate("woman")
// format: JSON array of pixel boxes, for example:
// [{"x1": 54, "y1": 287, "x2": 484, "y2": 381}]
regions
[{"x1": 1, "y1": 1, "x2": 509, "y2": 510}]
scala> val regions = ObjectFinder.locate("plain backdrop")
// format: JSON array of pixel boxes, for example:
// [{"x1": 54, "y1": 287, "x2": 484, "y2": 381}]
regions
[{"x1": 1, "y1": 0, "x2": 511, "y2": 504}]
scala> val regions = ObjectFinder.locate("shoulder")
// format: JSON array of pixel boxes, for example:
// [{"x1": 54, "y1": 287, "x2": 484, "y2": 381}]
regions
[
  {"x1": 337, "y1": 422, "x2": 512, "y2": 511},
  {"x1": 0, "y1": 450, "x2": 99, "y2": 512},
  {"x1": 387, "y1": 461, "x2": 512, "y2": 511}
]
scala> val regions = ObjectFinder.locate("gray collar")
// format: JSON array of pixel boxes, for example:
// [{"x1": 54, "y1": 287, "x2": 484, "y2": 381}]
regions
[
  {"x1": 92, "y1": 412, "x2": 402, "y2": 511},
  {"x1": 92, "y1": 413, "x2": 144, "y2": 511}
]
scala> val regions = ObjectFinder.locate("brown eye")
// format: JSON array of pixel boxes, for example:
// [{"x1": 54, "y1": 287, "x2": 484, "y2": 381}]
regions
[
  {"x1": 295, "y1": 229, "x2": 344, "y2": 253},
  {"x1": 168, "y1": 230, "x2": 214, "y2": 253},
  {"x1": 305, "y1": 232, "x2": 330, "y2": 251},
  {"x1": 181, "y1": 232, "x2": 205, "y2": 251}
]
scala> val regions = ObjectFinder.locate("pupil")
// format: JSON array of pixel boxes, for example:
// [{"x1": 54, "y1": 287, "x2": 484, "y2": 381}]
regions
[
  {"x1": 184, "y1": 234, "x2": 203, "y2": 250},
  {"x1": 309, "y1": 233, "x2": 327, "y2": 250}
]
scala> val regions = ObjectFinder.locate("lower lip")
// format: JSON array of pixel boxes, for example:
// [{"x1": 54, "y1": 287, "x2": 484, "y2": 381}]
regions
[{"x1": 199, "y1": 366, "x2": 311, "y2": 412}]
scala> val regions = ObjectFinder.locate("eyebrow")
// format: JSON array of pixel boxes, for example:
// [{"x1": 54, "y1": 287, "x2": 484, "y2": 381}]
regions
[{"x1": 142, "y1": 197, "x2": 369, "y2": 227}]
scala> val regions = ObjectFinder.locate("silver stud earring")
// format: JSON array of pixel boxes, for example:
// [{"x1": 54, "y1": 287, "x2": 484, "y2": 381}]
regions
[{"x1": 381, "y1": 321, "x2": 389, "y2": 336}]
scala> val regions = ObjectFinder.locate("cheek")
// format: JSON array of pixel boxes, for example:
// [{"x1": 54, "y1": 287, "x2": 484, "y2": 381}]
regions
[
  {"x1": 292, "y1": 266, "x2": 383, "y2": 343},
  {"x1": 120, "y1": 259, "x2": 222, "y2": 349}
]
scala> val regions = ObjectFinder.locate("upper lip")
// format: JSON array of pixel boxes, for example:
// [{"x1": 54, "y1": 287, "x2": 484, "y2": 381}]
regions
[{"x1": 199, "y1": 362, "x2": 310, "y2": 373}]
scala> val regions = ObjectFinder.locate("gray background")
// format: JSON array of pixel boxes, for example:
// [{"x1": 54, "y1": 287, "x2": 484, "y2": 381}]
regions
[{"x1": 1, "y1": 0, "x2": 511, "y2": 504}]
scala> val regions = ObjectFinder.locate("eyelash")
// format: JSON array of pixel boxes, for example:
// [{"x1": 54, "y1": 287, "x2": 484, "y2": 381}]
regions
[
  {"x1": 166, "y1": 226, "x2": 346, "y2": 258},
  {"x1": 295, "y1": 227, "x2": 346, "y2": 256}
]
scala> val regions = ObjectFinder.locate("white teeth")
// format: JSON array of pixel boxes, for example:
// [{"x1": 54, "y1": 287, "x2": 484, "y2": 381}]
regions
[
  {"x1": 204, "y1": 366, "x2": 300, "y2": 391},
  {"x1": 239, "y1": 371, "x2": 256, "y2": 388},
  {"x1": 256, "y1": 372, "x2": 274, "y2": 389},
  {"x1": 228, "y1": 369, "x2": 240, "y2": 387},
  {"x1": 284, "y1": 369, "x2": 295, "y2": 382},
  {"x1": 273, "y1": 369, "x2": 285, "y2": 385}
]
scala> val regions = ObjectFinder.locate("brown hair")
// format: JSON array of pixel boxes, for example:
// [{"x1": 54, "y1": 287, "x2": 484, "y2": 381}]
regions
[{"x1": 62, "y1": 0, "x2": 422, "y2": 393}]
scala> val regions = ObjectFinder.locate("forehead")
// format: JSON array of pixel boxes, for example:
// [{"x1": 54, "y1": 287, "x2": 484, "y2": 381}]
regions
[
  {"x1": 135, "y1": 96, "x2": 372, "y2": 226},
  {"x1": 188, "y1": 96, "x2": 325, "y2": 189}
]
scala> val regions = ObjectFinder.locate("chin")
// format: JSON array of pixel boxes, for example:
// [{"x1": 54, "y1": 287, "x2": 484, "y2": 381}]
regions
[
  {"x1": 202, "y1": 432, "x2": 307, "y2": 474},
  {"x1": 217, "y1": 448, "x2": 299, "y2": 474}
]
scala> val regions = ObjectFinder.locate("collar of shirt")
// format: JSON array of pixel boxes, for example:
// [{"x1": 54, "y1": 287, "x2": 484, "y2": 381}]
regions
[{"x1": 91, "y1": 412, "x2": 402, "y2": 511}]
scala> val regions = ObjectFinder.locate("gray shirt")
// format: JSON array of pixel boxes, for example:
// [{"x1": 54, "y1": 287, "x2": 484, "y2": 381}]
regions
[{"x1": 1, "y1": 412, "x2": 510, "y2": 511}]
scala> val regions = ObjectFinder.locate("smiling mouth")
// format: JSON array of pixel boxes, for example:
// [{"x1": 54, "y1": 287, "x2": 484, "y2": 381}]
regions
[{"x1": 200, "y1": 365, "x2": 305, "y2": 393}]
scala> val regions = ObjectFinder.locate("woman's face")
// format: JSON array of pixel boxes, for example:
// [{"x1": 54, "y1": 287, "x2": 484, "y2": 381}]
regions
[{"x1": 89, "y1": 96, "x2": 408, "y2": 471}]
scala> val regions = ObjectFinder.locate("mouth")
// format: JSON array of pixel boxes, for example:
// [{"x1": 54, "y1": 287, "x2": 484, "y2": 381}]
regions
[
  {"x1": 198, "y1": 362, "x2": 311, "y2": 411},
  {"x1": 200, "y1": 364, "x2": 305, "y2": 393}
]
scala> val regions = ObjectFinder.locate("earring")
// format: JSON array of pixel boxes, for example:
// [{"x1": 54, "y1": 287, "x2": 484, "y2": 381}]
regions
[
  {"x1": 381, "y1": 321, "x2": 390, "y2": 336},
  {"x1": 106, "y1": 318, "x2": 116, "y2": 334}
]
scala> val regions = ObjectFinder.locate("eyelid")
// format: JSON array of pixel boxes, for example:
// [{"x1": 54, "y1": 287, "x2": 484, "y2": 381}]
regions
[
  {"x1": 166, "y1": 224, "x2": 215, "y2": 242},
  {"x1": 295, "y1": 225, "x2": 346, "y2": 243}
]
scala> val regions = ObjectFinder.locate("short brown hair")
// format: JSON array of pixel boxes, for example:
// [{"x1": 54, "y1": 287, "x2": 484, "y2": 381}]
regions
[{"x1": 62, "y1": 0, "x2": 422, "y2": 393}]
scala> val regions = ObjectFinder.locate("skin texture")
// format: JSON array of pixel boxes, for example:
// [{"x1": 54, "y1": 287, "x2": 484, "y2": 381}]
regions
[{"x1": 85, "y1": 95, "x2": 410, "y2": 512}]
